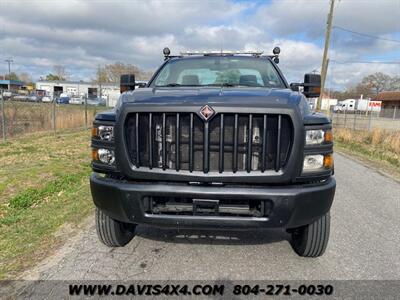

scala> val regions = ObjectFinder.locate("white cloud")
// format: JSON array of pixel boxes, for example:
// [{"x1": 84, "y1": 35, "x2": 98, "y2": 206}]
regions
[
  {"x1": 253, "y1": 0, "x2": 400, "y2": 38},
  {"x1": 182, "y1": 25, "x2": 265, "y2": 50},
  {"x1": 2, "y1": 1, "x2": 250, "y2": 35}
]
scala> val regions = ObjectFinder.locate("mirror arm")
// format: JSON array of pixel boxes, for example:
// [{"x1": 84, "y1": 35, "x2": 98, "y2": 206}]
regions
[{"x1": 290, "y1": 83, "x2": 303, "y2": 92}]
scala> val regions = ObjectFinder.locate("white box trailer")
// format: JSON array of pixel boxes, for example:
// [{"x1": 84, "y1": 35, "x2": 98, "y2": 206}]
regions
[{"x1": 333, "y1": 99, "x2": 382, "y2": 112}]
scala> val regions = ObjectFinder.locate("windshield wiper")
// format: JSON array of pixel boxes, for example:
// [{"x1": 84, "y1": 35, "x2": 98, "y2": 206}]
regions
[
  {"x1": 204, "y1": 83, "x2": 239, "y2": 87},
  {"x1": 207, "y1": 83, "x2": 264, "y2": 88},
  {"x1": 157, "y1": 83, "x2": 204, "y2": 87},
  {"x1": 157, "y1": 83, "x2": 182, "y2": 87}
]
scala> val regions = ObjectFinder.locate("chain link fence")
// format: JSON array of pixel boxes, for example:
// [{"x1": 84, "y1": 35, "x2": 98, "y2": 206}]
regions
[
  {"x1": 2, "y1": 90, "x2": 399, "y2": 141},
  {"x1": 331, "y1": 107, "x2": 400, "y2": 131},
  {"x1": 0, "y1": 91, "x2": 109, "y2": 141}
]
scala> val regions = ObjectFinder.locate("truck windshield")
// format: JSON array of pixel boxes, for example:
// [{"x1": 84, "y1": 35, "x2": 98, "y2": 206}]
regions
[{"x1": 151, "y1": 56, "x2": 285, "y2": 88}]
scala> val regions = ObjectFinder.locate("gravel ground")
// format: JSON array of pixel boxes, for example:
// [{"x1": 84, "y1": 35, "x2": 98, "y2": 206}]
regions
[{"x1": 22, "y1": 153, "x2": 400, "y2": 280}]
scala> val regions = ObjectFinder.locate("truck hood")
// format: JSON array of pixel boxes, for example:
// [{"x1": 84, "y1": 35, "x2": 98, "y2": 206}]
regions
[
  {"x1": 97, "y1": 87, "x2": 330, "y2": 125},
  {"x1": 120, "y1": 87, "x2": 303, "y2": 108}
]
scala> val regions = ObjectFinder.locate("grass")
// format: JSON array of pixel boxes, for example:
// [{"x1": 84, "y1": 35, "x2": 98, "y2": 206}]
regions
[
  {"x1": 334, "y1": 128, "x2": 400, "y2": 172},
  {"x1": 2, "y1": 101, "x2": 107, "y2": 138},
  {"x1": 0, "y1": 129, "x2": 93, "y2": 279}
]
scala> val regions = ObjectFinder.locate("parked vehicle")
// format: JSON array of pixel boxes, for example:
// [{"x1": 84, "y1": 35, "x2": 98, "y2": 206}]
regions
[
  {"x1": 12, "y1": 95, "x2": 29, "y2": 101},
  {"x1": 90, "y1": 48, "x2": 336, "y2": 257},
  {"x1": 41, "y1": 96, "x2": 52, "y2": 103},
  {"x1": 27, "y1": 95, "x2": 40, "y2": 102},
  {"x1": 87, "y1": 97, "x2": 106, "y2": 106},
  {"x1": 56, "y1": 96, "x2": 70, "y2": 104},
  {"x1": 2, "y1": 91, "x2": 13, "y2": 99},
  {"x1": 70, "y1": 96, "x2": 85, "y2": 105}
]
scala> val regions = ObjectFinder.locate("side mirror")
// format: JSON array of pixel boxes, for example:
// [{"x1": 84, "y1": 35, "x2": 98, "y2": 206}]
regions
[
  {"x1": 120, "y1": 74, "x2": 135, "y2": 93},
  {"x1": 303, "y1": 74, "x2": 321, "y2": 98}
]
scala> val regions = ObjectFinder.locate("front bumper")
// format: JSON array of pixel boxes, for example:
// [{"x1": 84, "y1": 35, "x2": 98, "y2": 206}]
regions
[{"x1": 90, "y1": 174, "x2": 336, "y2": 230}]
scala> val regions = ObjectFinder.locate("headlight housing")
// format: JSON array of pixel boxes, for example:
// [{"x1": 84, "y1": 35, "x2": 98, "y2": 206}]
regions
[
  {"x1": 303, "y1": 154, "x2": 333, "y2": 171},
  {"x1": 92, "y1": 148, "x2": 115, "y2": 165},
  {"x1": 92, "y1": 125, "x2": 114, "y2": 141},
  {"x1": 305, "y1": 129, "x2": 333, "y2": 145}
]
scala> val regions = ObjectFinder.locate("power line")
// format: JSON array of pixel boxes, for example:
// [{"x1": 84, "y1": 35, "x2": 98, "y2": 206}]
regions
[
  {"x1": 333, "y1": 26, "x2": 400, "y2": 44},
  {"x1": 331, "y1": 59, "x2": 400, "y2": 64}
]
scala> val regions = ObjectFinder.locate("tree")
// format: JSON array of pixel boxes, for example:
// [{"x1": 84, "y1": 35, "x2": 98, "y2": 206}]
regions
[
  {"x1": 329, "y1": 72, "x2": 400, "y2": 101},
  {"x1": 93, "y1": 62, "x2": 153, "y2": 83},
  {"x1": 95, "y1": 66, "x2": 108, "y2": 84},
  {"x1": 5, "y1": 72, "x2": 19, "y2": 81},
  {"x1": 19, "y1": 72, "x2": 32, "y2": 84},
  {"x1": 390, "y1": 76, "x2": 400, "y2": 90},
  {"x1": 361, "y1": 72, "x2": 392, "y2": 95},
  {"x1": 45, "y1": 73, "x2": 62, "y2": 81},
  {"x1": 52, "y1": 65, "x2": 67, "y2": 81}
]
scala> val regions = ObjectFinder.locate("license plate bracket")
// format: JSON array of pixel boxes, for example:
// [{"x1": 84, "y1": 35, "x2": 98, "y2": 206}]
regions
[{"x1": 193, "y1": 199, "x2": 219, "y2": 215}]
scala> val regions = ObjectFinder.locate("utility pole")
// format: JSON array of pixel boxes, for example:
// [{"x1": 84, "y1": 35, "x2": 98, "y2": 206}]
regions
[
  {"x1": 98, "y1": 65, "x2": 102, "y2": 100},
  {"x1": 1, "y1": 89, "x2": 5, "y2": 142},
  {"x1": 317, "y1": 0, "x2": 335, "y2": 111},
  {"x1": 5, "y1": 58, "x2": 13, "y2": 90}
]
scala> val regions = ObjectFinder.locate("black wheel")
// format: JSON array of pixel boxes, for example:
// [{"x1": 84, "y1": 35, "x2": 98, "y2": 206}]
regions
[
  {"x1": 290, "y1": 212, "x2": 330, "y2": 257},
  {"x1": 95, "y1": 208, "x2": 136, "y2": 247}
]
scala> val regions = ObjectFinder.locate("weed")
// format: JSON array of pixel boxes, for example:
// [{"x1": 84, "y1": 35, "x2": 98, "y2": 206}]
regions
[{"x1": 334, "y1": 128, "x2": 400, "y2": 168}]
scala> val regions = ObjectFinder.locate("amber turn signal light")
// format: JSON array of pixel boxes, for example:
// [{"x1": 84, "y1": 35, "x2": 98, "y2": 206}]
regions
[
  {"x1": 324, "y1": 130, "x2": 333, "y2": 143},
  {"x1": 92, "y1": 149, "x2": 99, "y2": 161},
  {"x1": 91, "y1": 127, "x2": 98, "y2": 137},
  {"x1": 323, "y1": 154, "x2": 334, "y2": 169}
]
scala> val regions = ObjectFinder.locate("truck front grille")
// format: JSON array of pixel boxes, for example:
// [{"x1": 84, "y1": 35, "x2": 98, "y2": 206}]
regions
[{"x1": 124, "y1": 112, "x2": 293, "y2": 173}]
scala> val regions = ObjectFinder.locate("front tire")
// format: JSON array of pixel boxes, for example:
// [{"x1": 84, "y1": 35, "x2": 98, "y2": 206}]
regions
[
  {"x1": 290, "y1": 212, "x2": 330, "y2": 257},
  {"x1": 95, "y1": 208, "x2": 136, "y2": 247}
]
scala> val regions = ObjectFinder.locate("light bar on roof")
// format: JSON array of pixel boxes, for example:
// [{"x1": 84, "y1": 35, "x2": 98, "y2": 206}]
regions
[{"x1": 180, "y1": 50, "x2": 264, "y2": 56}]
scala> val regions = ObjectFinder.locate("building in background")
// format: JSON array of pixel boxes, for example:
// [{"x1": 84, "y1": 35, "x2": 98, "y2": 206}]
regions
[
  {"x1": 373, "y1": 91, "x2": 400, "y2": 119},
  {"x1": 0, "y1": 79, "x2": 25, "y2": 91},
  {"x1": 35, "y1": 80, "x2": 120, "y2": 106}
]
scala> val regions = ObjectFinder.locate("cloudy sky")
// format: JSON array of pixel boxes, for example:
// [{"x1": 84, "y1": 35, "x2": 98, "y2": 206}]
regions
[{"x1": 1, "y1": 0, "x2": 399, "y2": 89}]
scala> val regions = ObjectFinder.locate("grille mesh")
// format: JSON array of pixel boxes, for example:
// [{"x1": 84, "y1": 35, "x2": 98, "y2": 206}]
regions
[{"x1": 125, "y1": 112, "x2": 293, "y2": 173}]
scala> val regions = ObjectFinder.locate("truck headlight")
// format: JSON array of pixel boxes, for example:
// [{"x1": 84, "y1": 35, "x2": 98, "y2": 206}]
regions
[
  {"x1": 92, "y1": 125, "x2": 114, "y2": 141},
  {"x1": 305, "y1": 129, "x2": 333, "y2": 145},
  {"x1": 303, "y1": 154, "x2": 333, "y2": 171},
  {"x1": 92, "y1": 148, "x2": 115, "y2": 165}
]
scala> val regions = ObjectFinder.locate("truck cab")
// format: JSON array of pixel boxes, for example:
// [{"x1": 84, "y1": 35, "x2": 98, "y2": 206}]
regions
[{"x1": 90, "y1": 48, "x2": 336, "y2": 257}]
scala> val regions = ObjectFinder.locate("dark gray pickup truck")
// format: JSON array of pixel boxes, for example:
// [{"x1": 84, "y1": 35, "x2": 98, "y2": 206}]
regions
[{"x1": 90, "y1": 48, "x2": 335, "y2": 257}]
